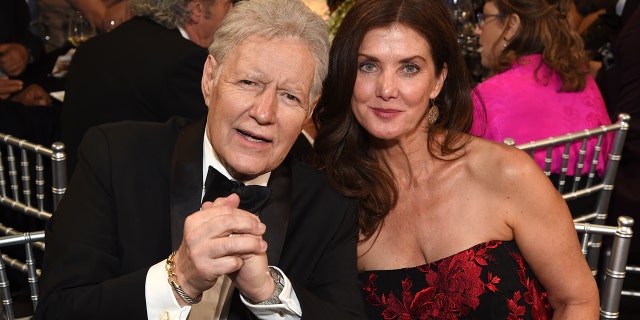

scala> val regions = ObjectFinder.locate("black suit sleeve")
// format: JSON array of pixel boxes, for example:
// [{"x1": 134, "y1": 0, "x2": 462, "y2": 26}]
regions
[
  {"x1": 292, "y1": 199, "x2": 365, "y2": 319},
  {"x1": 34, "y1": 127, "x2": 151, "y2": 319},
  {"x1": 277, "y1": 165, "x2": 366, "y2": 319}
]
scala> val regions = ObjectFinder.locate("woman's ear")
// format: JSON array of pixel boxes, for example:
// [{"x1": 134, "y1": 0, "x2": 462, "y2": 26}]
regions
[
  {"x1": 504, "y1": 13, "x2": 521, "y2": 41},
  {"x1": 431, "y1": 63, "x2": 448, "y2": 99}
]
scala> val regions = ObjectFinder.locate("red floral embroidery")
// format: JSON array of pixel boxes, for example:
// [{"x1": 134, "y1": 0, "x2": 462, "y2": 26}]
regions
[
  {"x1": 508, "y1": 291, "x2": 526, "y2": 320},
  {"x1": 486, "y1": 271, "x2": 501, "y2": 292},
  {"x1": 510, "y1": 252, "x2": 552, "y2": 319},
  {"x1": 424, "y1": 251, "x2": 486, "y2": 315},
  {"x1": 361, "y1": 241, "x2": 552, "y2": 319}
]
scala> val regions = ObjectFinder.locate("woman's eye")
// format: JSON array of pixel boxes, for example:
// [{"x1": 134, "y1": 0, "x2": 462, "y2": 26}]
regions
[
  {"x1": 404, "y1": 65, "x2": 419, "y2": 74},
  {"x1": 359, "y1": 62, "x2": 376, "y2": 72}
]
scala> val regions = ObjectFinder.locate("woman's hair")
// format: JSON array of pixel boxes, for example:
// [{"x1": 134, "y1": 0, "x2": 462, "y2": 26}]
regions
[
  {"x1": 489, "y1": 0, "x2": 589, "y2": 92},
  {"x1": 209, "y1": 0, "x2": 330, "y2": 105},
  {"x1": 312, "y1": 0, "x2": 475, "y2": 240},
  {"x1": 128, "y1": 0, "x2": 211, "y2": 29}
]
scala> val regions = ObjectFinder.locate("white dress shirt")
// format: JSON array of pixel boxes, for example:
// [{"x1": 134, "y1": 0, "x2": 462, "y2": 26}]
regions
[{"x1": 144, "y1": 129, "x2": 302, "y2": 319}]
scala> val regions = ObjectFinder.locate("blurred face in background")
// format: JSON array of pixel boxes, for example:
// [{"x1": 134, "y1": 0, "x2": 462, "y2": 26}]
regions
[
  {"x1": 187, "y1": 0, "x2": 234, "y2": 47},
  {"x1": 474, "y1": 1, "x2": 507, "y2": 68}
]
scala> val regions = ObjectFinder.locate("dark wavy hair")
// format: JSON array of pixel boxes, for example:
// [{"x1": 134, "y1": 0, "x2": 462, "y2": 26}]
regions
[
  {"x1": 312, "y1": 0, "x2": 475, "y2": 240},
  {"x1": 489, "y1": 0, "x2": 589, "y2": 92}
]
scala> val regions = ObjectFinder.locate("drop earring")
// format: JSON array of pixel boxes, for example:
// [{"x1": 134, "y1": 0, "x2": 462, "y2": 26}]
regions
[{"x1": 428, "y1": 99, "x2": 439, "y2": 125}]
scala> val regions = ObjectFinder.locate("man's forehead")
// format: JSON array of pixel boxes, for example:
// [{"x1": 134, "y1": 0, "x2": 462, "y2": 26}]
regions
[{"x1": 223, "y1": 38, "x2": 315, "y2": 91}]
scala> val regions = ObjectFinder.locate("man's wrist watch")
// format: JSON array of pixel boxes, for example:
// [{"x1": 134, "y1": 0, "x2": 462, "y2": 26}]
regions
[{"x1": 255, "y1": 267, "x2": 284, "y2": 305}]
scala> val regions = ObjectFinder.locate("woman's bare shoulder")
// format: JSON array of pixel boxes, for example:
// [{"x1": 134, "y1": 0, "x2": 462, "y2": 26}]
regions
[{"x1": 464, "y1": 136, "x2": 548, "y2": 188}]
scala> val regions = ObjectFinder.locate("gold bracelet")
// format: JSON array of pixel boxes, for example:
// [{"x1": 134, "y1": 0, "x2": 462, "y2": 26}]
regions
[{"x1": 165, "y1": 251, "x2": 202, "y2": 304}]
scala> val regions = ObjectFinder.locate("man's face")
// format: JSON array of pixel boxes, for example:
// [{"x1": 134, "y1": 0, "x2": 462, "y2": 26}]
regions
[{"x1": 202, "y1": 35, "x2": 318, "y2": 180}]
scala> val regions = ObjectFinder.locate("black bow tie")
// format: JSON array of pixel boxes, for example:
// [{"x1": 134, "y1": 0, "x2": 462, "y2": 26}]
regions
[{"x1": 202, "y1": 166, "x2": 272, "y2": 214}]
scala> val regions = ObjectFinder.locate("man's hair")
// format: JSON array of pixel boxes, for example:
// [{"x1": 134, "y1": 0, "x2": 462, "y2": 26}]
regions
[
  {"x1": 209, "y1": 0, "x2": 330, "y2": 106},
  {"x1": 128, "y1": 0, "x2": 214, "y2": 29}
]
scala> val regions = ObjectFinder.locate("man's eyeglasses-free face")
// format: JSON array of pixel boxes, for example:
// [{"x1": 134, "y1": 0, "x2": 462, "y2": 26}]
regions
[{"x1": 476, "y1": 13, "x2": 506, "y2": 29}]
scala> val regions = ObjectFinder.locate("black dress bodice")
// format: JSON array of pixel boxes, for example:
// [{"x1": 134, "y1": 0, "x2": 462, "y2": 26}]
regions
[{"x1": 359, "y1": 240, "x2": 553, "y2": 319}]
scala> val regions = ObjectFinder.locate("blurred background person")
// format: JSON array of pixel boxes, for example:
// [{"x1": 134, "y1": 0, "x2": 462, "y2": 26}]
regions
[
  {"x1": 1, "y1": 0, "x2": 48, "y2": 104},
  {"x1": 34, "y1": 0, "x2": 130, "y2": 53},
  {"x1": 471, "y1": 0, "x2": 612, "y2": 215},
  {"x1": 61, "y1": 0, "x2": 233, "y2": 174},
  {"x1": 1, "y1": 0, "x2": 54, "y2": 139},
  {"x1": 313, "y1": 0, "x2": 599, "y2": 318}
]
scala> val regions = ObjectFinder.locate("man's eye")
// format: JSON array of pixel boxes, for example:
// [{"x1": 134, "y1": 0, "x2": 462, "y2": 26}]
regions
[
  {"x1": 239, "y1": 80, "x2": 255, "y2": 86},
  {"x1": 285, "y1": 93, "x2": 300, "y2": 103}
]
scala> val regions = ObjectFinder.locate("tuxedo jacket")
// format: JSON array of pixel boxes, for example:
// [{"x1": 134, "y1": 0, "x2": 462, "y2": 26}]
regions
[
  {"x1": 34, "y1": 117, "x2": 365, "y2": 319},
  {"x1": 61, "y1": 16, "x2": 208, "y2": 174}
]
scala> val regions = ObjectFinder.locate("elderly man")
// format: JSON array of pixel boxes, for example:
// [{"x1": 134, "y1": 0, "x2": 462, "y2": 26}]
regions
[
  {"x1": 61, "y1": 0, "x2": 234, "y2": 175},
  {"x1": 34, "y1": 0, "x2": 365, "y2": 319}
]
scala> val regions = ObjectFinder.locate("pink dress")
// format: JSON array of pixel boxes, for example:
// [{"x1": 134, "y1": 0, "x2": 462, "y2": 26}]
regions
[{"x1": 471, "y1": 54, "x2": 612, "y2": 176}]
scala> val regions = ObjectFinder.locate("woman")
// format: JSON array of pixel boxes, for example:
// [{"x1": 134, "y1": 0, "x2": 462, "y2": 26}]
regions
[
  {"x1": 313, "y1": 0, "x2": 599, "y2": 318},
  {"x1": 471, "y1": 0, "x2": 611, "y2": 177}
]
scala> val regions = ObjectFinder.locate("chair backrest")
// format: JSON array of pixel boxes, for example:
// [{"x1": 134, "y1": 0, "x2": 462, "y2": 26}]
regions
[
  {"x1": 0, "y1": 134, "x2": 67, "y2": 319},
  {"x1": 0, "y1": 231, "x2": 45, "y2": 320},
  {"x1": 0, "y1": 133, "x2": 67, "y2": 224},
  {"x1": 574, "y1": 216, "x2": 634, "y2": 320},
  {"x1": 504, "y1": 113, "x2": 630, "y2": 224}
]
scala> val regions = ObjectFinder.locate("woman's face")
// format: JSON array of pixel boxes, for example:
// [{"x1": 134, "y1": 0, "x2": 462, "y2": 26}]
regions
[
  {"x1": 351, "y1": 24, "x2": 446, "y2": 143},
  {"x1": 474, "y1": 1, "x2": 507, "y2": 68}
]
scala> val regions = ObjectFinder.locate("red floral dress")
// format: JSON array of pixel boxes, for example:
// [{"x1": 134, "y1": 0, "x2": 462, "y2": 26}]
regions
[{"x1": 359, "y1": 240, "x2": 553, "y2": 319}]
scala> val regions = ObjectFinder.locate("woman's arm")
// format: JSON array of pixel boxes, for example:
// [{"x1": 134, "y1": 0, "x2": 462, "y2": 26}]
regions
[{"x1": 504, "y1": 151, "x2": 600, "y2": 319}]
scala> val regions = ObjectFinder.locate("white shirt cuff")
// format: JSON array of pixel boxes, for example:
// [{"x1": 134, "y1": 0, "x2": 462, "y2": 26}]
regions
[
  {"x1": 240, "y1": 266, "x2": 302, "y2": 319},
  {"x1": 146, "y1": 260, "x2": 191, "y2": 320}
]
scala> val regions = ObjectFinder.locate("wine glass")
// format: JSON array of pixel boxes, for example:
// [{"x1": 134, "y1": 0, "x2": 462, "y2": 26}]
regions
[{"x1": 67, "y1": 11, "x2": 96, "y2": 47}]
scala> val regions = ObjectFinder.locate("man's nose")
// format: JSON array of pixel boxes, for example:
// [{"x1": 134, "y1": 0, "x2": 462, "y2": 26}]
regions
[{"x1": 249, "y1": 90, "x2": 277, "y2": 124}]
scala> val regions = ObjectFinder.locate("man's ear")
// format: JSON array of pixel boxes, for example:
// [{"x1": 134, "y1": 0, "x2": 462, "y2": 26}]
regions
[
  {"x1": 201, "y1": 55, "x2": 218, "y2": 105},
  {"x1": 504, "y1": 13, "x2": 521, "y2": 41},
  {"x1": 307, "y1": 94, "x2": 321, "y2": 119},
  {"x1": 188, "y1": 0, "x2": 204, "y2": 23}
]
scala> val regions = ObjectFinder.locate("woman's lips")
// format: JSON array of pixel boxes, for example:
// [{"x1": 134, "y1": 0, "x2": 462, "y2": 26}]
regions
[{"x1": 371, "y1": 107, "x2": 401, "y2": 119}]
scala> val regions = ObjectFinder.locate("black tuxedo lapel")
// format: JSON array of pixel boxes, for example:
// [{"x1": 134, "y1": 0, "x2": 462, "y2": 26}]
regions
[
  {"x1": 169, "y1": 117, "x2": 207, "y2": 250},
  {"x1": 261, "y1": 159, "x2": 292, "y2": 266}
]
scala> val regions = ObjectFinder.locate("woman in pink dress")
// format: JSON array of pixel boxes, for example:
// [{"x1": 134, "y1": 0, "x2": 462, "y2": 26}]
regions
[{"x1": 471, "y1": 0, "x2": 612, "y2": 178}]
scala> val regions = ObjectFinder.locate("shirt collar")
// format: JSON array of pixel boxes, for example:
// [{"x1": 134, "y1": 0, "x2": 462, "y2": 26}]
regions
[
  {"x1": 616, "y1": 0, "x2": 627, "y2": 16},
  {"x1": 178, "y1": 26, "x2": 190, "y2": 40},
  {"x1": 203, "y1": 125, "x2": 270, "y2": 187}
]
